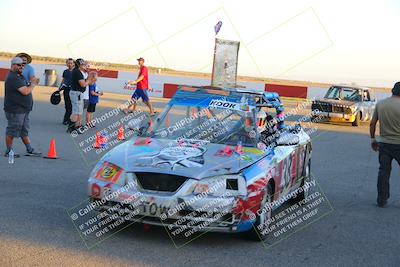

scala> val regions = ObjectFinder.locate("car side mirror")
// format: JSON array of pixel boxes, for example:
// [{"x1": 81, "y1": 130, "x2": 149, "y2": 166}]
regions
[{"x1": 276, "y1": 132, "x2": 300, "y2": 146}]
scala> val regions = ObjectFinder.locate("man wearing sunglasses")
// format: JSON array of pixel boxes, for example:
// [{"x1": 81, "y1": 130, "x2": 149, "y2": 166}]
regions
[
  {"x1": 16, "y1": 52, "x2": 37, "y2": 85},
  {"x1": 3, "y1": 57, "x2": 41, "y2": 157}
]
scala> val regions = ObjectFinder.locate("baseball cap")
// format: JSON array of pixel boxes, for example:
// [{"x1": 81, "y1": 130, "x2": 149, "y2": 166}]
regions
[
  {"x1": 137, "y1": 57, "x2": 145, "y2": 62},
  {"x1": 11, "y1": 57, "x2": 24, "y2": 65},
  {"x1": 392, "y1": 82, "x2": 400, "y2": 96}
]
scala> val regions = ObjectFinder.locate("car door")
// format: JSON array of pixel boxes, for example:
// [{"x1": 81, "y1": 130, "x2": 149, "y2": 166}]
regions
[
  {"x1": 273, "y1": 144, "x2": 298, "y2": 197},
  {"x1": 360, "y1": 90, "x2": 376, "y2": 120}
]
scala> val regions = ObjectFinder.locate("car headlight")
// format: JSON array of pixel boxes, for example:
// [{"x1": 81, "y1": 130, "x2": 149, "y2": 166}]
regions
[{"x1": 193, "y1": 175, "x2": 247, "y2": 197}]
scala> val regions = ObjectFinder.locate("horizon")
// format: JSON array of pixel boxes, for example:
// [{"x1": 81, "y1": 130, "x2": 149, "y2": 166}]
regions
[{"x1": 0, "y1": 0, "x2": 399, "y2": 88}]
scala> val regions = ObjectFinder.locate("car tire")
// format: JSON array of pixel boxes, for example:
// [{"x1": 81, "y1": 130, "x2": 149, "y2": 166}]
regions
[
  {"x1": 352, "y1": 112, "x2": 360, "y2": 126},
  {"x1": 291, "y1": 159, "x2": 311, "y2": 203},
  {"x1": 243, "y1": 183, "x2": 274, "y2": 241}
]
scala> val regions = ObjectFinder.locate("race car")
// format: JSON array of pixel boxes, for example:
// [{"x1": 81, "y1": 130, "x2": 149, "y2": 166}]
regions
[
  {"x1": 311, "y1": 85, "x2": 376, "y2": 126},
  {"x1": 88, "y1": 85, "x2": 312, "y2": 241}
]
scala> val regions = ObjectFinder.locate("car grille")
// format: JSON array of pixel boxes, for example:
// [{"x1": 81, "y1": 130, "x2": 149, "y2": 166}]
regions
[
  {"x1": 134, "y1": 172, "x2": 188, "y2": 192},
  {"x1": 332, "y1": 106, "x2": 344, "y2": 113},
  {"x1": 312, "y1": 102, "x2": 332, "y2": 112},
  {"x1": 94, "y1": 201, "x2": 237, "y2": 229}
]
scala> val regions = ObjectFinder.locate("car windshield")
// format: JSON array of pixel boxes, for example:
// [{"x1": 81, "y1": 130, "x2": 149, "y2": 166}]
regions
[
  {"x1": 324, "y1": 87, "x2": 362, "y2": 102},
  {"x1": 148, "y1": 104, "x2": 257, "y2": 147}
]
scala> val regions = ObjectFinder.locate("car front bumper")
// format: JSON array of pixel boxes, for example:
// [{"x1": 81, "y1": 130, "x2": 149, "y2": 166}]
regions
[
  {"x1": 87, "y1": 180, "x2": 254, "y2": 233},
  {"x1": 313, "y1": 111, "x2": 356, "y2": 123}
]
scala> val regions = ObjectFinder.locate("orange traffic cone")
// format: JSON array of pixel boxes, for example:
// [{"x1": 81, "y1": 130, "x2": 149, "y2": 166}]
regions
[
  {"x1": 117, "y1": 125, "x2": 125, "y2": 140},
  {"x1": 93, "y1": 132, "x2": 102, "y2": 149},
  {"x1": 44, "y1": 139, "x2": 58, "y2": 159}
]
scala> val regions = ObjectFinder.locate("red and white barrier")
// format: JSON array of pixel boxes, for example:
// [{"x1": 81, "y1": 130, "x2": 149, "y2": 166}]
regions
[
  {"x1": 0, "y1": 61, "x2": 336, "y2": 100},
  {"x1": 163, "y1": 83, "x2": 179, "y2": 98},
  {"x1": 0, "y1": 68, "x2": 8, "y2": 81},
  {"x1": 264, "y1": 83, "x2": 308, "y2": 98}
]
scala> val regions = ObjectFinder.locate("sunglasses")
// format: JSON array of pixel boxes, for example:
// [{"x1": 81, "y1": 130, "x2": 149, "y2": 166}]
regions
[{"x1": 16, "y1": 64, "x2": 24, "y2": 67}]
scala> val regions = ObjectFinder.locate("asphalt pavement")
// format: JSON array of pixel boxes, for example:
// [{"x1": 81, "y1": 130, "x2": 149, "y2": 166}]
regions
[{"x1": 0, "y1": 85, "x2": 399, "y2": 267}]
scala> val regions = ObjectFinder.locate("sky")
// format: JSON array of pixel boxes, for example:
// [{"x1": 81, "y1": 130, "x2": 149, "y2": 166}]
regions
[{"x1": 0, "y1": 0, "x2": 399, "y2": 87}]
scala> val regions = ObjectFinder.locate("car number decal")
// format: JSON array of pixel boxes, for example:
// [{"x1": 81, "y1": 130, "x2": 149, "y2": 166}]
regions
[{"x1": 95, "y1": 162, "x2": 123, "y2": 183}]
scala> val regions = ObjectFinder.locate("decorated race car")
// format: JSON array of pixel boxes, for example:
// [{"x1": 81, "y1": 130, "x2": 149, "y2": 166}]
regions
[
  {"x1": 88, "y1": 85, "x2": 312, "y2": 240},
  {"x1": 311, "y1": 85, "x2": 376, "y2": 126}
]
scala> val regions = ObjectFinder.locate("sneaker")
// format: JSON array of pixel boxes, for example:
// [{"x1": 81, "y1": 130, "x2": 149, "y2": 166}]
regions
[
  {"x1": 67, "y1": 123, "x2": 75, "y2": 133},
  {"x1": 377, "y1": 201, "x2": 387, "y2": 208},
  {"x1": 123, "y1": 109, "x2": 133, "y2": 115},
  {"x1": 77, "y1": 126, "x2": 86, "y2": 134},
  {"x1": 86, "y1": 123, "x2": 95, "y2": 128},
  {"x1": 26, "y1": 149, "x2": 42, "y2": 157},
  {"x1": 4, "y1": 151, "x2": 20, "y2": 158}
]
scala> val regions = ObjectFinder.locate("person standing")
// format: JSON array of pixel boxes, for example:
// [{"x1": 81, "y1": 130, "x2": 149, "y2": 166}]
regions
[
  {"x1": 123, "y1": 57, "x2": 155, "y2": 115},
  {"x1": 16, "y1": 52, "x2": 37, "y2": 85},
  {"x1": 3, "y1": 57, "x2": 41, "y2": 157},
  {"x1": 86, "y1": 72, "x2": 103, "y2": 128},
  {"x1": 59, "y1": 58, "x2": 74, "y2": 125},
  {"x1": 370, "y1": 82, "x2": 400, "y2": 207},
  {"x1": 69, "y1": 59, "x2": 94, "y2": 132},
  {"x1": 82, "y1": 63, "x2": 90, "y2": 126}
]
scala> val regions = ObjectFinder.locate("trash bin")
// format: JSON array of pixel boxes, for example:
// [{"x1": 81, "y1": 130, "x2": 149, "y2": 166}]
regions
[{"x1": 44, "y1": 69, "x2": 57, "y2": 86}]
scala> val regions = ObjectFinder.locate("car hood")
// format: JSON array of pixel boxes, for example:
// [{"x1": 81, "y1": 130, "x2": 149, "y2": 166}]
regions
[
  {"x1": 101, "y1": 138, "x2": 266, "y2": 179},
  {"x1": 315, "y1": 98, "x2": 355, "y2": 107}
]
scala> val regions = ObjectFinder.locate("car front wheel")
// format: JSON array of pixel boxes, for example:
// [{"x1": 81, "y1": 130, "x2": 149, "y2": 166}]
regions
[
  {"x1": 243, "y1": 183, "x2": 274, "y2": 241},
  {"x1": 352, "y1": 112, "x2": 361, "y2": 126},
  {"x1": 291, "y1": 160, "x2": 311, "y2": 203}
]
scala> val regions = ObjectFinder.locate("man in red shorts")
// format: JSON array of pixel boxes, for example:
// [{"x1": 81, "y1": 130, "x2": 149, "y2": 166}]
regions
[{"x1": 123, "y1": 57, "x2": 156, "y2": 116}]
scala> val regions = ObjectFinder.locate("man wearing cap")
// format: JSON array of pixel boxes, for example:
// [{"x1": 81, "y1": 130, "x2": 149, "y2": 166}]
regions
[
  {"x1": 370, "y1": 82, "x2": 400, "y2": 207},
  {"x1": 123, "y1": 57, "x2": 155, "y2": 116},
  {"x1": 3, "y1": 57, "x2": 41, "y2": 157},
  {"x1": 68, "y1": 58, "x2": 95, "y2": 132},
  {"x1": 16, "y1": 52, "x2": 37, "y2": 85}
]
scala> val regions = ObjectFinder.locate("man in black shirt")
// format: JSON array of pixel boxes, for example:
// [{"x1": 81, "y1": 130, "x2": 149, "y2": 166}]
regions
[
  {"x1": 3, "y1": 57, "x2": 41, "y2": 157},
  {"x1": 69, "y1": 58, "x2": 95, "y2": 132},
  {"x1": 59, "y1": 58, "x2": 74, "y2": 125}
]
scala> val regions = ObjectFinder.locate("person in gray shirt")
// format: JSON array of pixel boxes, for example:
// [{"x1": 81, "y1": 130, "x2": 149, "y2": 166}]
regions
[
  {"x1": 370, "y1": 82, "x2": 400, "y2": 207},
  {"x1": 16, "y1": 52, "x2": 36, "y2": 85},
  {"x1": 3, "y1": 57, "x2": 41, "y2": 157}
]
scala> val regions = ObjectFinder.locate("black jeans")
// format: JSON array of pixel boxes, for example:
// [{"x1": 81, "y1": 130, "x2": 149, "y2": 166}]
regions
[
  {"x1": 377, "y1": 143, "x2": 400, "y2": 204},
  {"x1": 63, "y1": 88, "x2": 72, "y2": 123}
]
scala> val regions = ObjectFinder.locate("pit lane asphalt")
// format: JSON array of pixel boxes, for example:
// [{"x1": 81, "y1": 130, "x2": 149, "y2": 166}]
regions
[{"x1": 0, "y1": 87, "x2": 399, "y2": 266}]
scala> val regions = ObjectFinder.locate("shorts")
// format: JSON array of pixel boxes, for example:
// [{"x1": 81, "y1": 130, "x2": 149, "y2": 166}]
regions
[
  {"x1": 5, "y1": 112, "x2": 30, "y2": 138},
  {"x1": 83, "y1": 99, "x2": 89, "y2": 109},
  {"x1": 70, "y1": 90, "x2": 83, "y2": 115},
  {"x1": 87, "y1": 103, "x2": 97, "y2": 112},
  {"x1": 132, "y1": 89, "x2": 149, "y2": 102}
]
